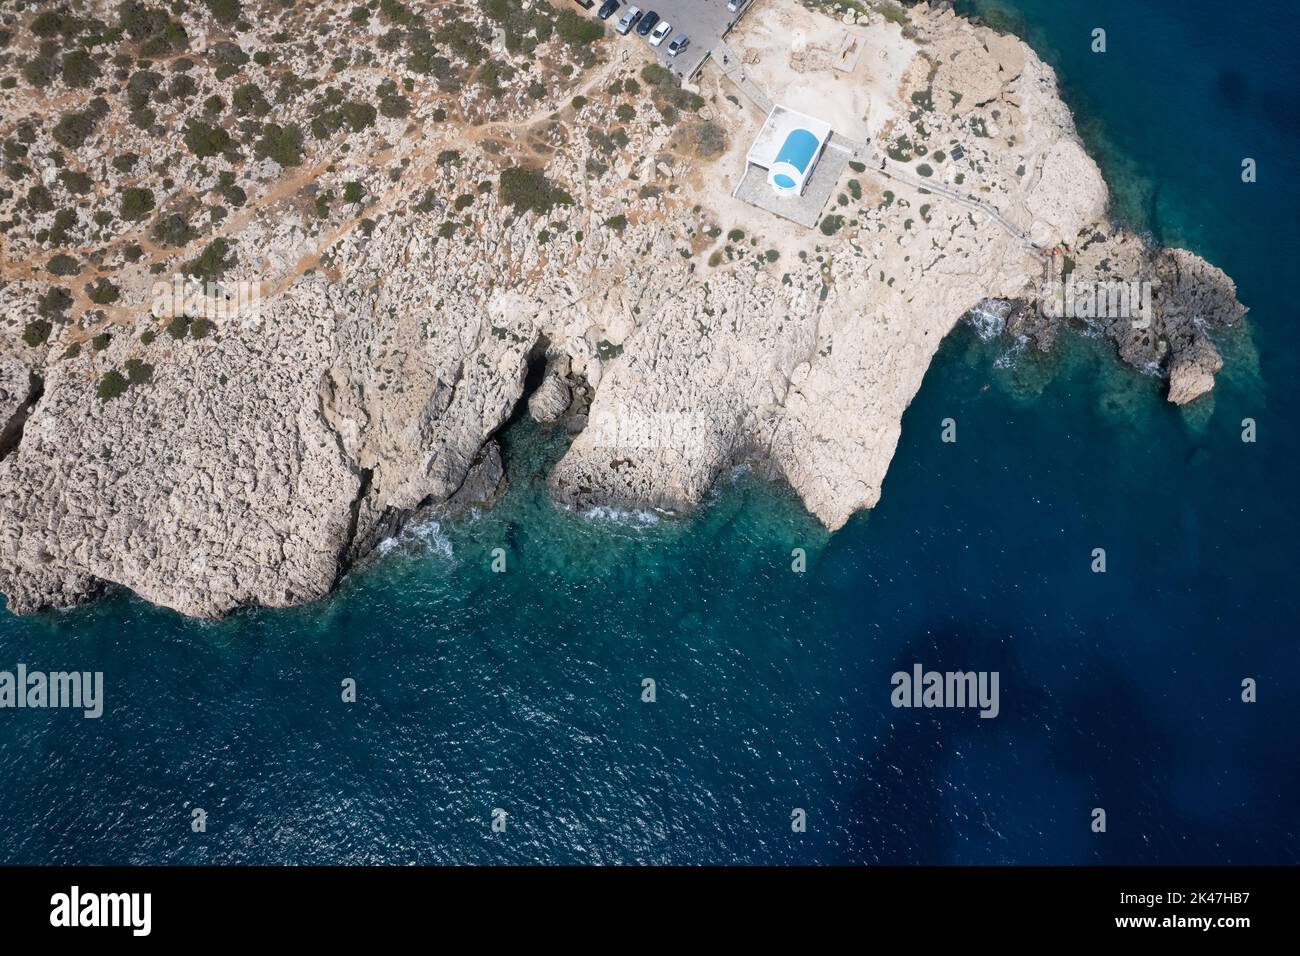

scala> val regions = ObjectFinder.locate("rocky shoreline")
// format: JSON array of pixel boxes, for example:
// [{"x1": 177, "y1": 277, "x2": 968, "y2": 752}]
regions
[{"x1": 0, "y1": 1, "x2": 1245, "y2": 618}]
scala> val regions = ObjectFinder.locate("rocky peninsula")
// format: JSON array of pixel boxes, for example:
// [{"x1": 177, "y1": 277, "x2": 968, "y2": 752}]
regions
[{"x1": 0, "y1": 0, "x2": 1246, "y2": 618}]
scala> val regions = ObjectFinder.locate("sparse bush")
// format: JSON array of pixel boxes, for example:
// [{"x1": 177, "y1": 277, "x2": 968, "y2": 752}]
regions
[
  {"x1": 61, "y1": 49, "x2": 100, "y2": 88},
  {"x1": 232, "y1": 82, "x2": 271, "y2": 117},
  {"x1": 48, "y1": 209, "x2": 77, "y2": 245},
  {"x1": 87, "y1": 278, "x2": 120, "y2": 304},
  {"x1": 60, "y1": 169, "x2": 93, "y2": 194},
  {"x1": 187, "y1": 237, "x2": 235, "y2": 280},
  {"x1": 38, "y1": 286, "x2": 73, "y2": 317},
  {"x1": 120, "y1": 186, "x2": 156, "y2": 221},
  {"x1": 254, "y1": 123, "x2": 303, "y2": 166},
  {"x1": 97, "y1": 370, "x2": 129, "y2": 402},
  {"x1": 52, "y1": 109, "x2": 100, "y2": 149},
  {"x1": 48, "y1": 253, "x2": 80, "y2": 276},
  {"x1": 819, "y1": 214, "x2": 844, "y2": 236},
  {"x1": 23, "y1": 319, "x2": 53, "y2": 347},
  {"x1": 26, "y1": 184, "x2": 54, "y2": 213},
  {"x1": 125, "y1": 358, "x2": 154, "y2": 384},
  {"x1": 184, "y1": 120, "x2": 232, "y2": 158},
  {"x1": 499, "y1": 166, "x2": 573, "y2": 216},
  {"x1": 151, "y1": 213, "x2": 197, "y2": 247}
]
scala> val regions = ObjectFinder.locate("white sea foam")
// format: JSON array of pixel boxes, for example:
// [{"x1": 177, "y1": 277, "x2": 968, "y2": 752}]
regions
[
  {"x1": 964, "y1": 299, "x2": 1009, "y2": 341},
  {"x1": 376, "y1": 517, "x2": 454, "y2": 559},
  {"x1": 582, "y1": 506, "x2": 661, "y2": 527}
]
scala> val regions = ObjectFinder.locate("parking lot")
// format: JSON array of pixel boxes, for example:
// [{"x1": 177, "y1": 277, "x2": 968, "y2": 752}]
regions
[{"x1": 593, "y1": 0, "x2": 754, "y2": 81}]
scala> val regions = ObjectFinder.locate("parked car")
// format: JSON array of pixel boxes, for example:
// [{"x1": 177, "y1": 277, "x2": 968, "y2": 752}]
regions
[
  {"x1": 666, "y1": 33, "x2": 690, "y2": 56},
  {"x1": 636, "y1": 11, "x2": 660, "y2": 37},
  {"x1": 727, "y1": 0, "x2": 747, "y2": 11},
  {"x1": 596, "y1": 0, "x2": 620, "y2": 19},
  {"x1": 649, "y1": 20, "x2": 672, "y2": 47},
  {"x1": 615, "y1": 6, "x2": 642, "y2": 34}
]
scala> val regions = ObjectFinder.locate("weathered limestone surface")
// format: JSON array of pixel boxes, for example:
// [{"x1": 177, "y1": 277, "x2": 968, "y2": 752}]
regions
[{"x1": 0, "y1": 1, "x2": 1247, "y2": 617}]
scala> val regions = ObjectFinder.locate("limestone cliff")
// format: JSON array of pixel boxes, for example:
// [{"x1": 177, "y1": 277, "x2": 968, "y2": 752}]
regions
[{"x1": 0, "y1": 0, "x2": 1246, "y2": 617}]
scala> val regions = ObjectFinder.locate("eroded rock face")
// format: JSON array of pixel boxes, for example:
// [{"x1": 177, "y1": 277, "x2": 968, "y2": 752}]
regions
[
  {"x1": 0, "y1": 1, "x2": 1247, "y2": 617},
  {"x1": 0, "y1": 356, "x2": 39, "y2": 458},
  {"x1": 528, "y1": 373, "x2": 572, "y2": 425}
]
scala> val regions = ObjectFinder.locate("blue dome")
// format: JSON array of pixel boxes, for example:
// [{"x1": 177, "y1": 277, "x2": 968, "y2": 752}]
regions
[{"x1": 774, "y1": 128, "x2": 820, "y2": 173}]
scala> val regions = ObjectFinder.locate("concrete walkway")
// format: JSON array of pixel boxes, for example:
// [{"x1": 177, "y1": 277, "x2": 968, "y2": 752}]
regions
[
  {"x1": 863, "y1": 147, "x2": 1043, "y2": 256},
  {"x1": 713, "y1": 40, "x2": 774, "y2": 114}
]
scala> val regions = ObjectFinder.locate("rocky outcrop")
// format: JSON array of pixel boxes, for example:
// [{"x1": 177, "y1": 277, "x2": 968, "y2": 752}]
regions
[
  {"x1": 528, "y1": 373, "x2": 572, "y2": 425},
  {"x1": 0, "y1": 0, "x2": 1247, "y2": 617}
]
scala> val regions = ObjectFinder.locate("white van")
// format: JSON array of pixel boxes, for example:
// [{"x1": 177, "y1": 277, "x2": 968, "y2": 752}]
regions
[{"x1": 726, "y1": 0, "x2": 747, "y2": 12}]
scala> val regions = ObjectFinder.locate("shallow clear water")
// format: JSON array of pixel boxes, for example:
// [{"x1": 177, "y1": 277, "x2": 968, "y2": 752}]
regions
[{"x1": 1, "y1": 0, "x2": 1297, "y2": 864}]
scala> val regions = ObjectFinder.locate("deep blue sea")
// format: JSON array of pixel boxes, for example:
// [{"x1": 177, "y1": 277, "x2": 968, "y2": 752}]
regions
[{"x1": 2, "y1": 0, "x2": 1297, "y2": 864}]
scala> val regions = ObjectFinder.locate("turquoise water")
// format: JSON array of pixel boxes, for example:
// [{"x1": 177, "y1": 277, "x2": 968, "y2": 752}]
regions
[{"x1": 2, "y1": 0, "x2": 1298, "y2": 864}]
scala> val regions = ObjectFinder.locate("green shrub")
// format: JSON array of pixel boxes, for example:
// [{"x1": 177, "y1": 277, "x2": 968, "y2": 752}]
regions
[
  {"x1": 498, "y1": 166, "x2": 573, "y2": 216},
  {"x1": 38, "y1": 287, "x2": 73, "y2": 317},
  {"x1": 97, "y1": 370, "x2": 129, "y2": 401},
  {"x1": 61, "y1": 49, "x2": 100, "y2": 88},
  {"x1": 23, "y1": 319, "x2": 53, "y2": 347},
  {"x1": 125, "y1": 358, "x2": 154, "y2": 384},
  {"x1": 232, "y1": 82, "x2": 270, "y2": 117},
  {"x1": 52, "y1": 109, "x2": 100, "y2": 149},
  {"x1": 187, "y1": 238, "x2": 235, "y2": 280},
  {"x1": 48, "y1": 209, "x2": 77, "y2": 245},
  {"x1": 819, "y1": 214, "x2": 844, "y2": 236},
  {"x1": 120, "y1": 186, "x2": 156, "y2": 221},
  {"x1": 151, "y1": 213, "x2": 197, "y2": 247},
  {"x1": 48, "y1": 253, "x2": 80, "y2": 276},
  {"x1": 378, "y1": 81, "x2": 411, "y2": 119},
  {"x1": 184, "y1": 120, "x2": 232, "y2": 157},
  {"x1": 87, "y1": 278, "x2": 120, "y2": 304},
  {"x1": 26, "y1": 184, "x2": 54, "y2": 213},
  {"x1": 343, "y1": 180, "x2": 364, "y2": 203},
  {"x1": 555, "y1": 10, "x2": 603, "y2": 45},
  {"x1": 254, "y1": 123, "x2": 303, "y2": 166},
  {"x1": 604, "y1": 213, "x2": 627, "y2": 232}
]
